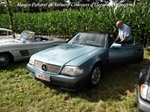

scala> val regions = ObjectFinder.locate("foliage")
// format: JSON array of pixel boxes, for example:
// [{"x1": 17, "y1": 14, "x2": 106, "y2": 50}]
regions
[
  {"x1": 0, "y1": 4, "x2": 6, "y2": 14},
  {"x1": 0, "y1": 4, "x2": 150, "y2": 46}
]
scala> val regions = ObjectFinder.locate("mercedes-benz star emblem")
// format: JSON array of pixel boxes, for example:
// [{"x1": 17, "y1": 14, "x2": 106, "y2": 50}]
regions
[{"x1": 42, "y1": 64, "x2": 47, "y2": 71}]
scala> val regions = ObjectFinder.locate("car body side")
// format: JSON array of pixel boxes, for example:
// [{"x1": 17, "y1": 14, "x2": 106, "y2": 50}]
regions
[
  {"x1": 0, "y1": 30, "x2": 65, "y2": 67},
  {"x1": 0, "y1": 40, "x2": 64, "y2": 62}
]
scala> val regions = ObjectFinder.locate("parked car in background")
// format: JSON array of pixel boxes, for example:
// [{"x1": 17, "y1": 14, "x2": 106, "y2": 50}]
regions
[
  {"x1": 147, "y1": 46, "x2": 150, "y2": 52},
  {"x1": 27, "y1": 31, "x2": 144, "y2": 91},
  {"x1": 0, "y1": 28, "x2": 20, "y2": 39},
  {"x1": 137, "y1": 62, "x2": 150, "y2": 112},
  {"x1": 0, "y1": 30, "x2": 65, "y2": 67},
  {"x1": 0, "y1": 0, "x2": 6, "y2": 4}
]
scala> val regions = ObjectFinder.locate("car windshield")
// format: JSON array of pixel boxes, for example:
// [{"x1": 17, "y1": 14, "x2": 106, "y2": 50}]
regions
[
  {"x1": 68, "y1": 32, "x2": 106, "y2": 47},
  {"x1": 17, "y1": 30, "x2": 35, "y2": 41}
]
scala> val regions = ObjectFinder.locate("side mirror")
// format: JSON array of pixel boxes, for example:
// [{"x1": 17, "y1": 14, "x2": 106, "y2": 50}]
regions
[{"x1": 110, "y1": 43, "x2": 122, "y2": 48}]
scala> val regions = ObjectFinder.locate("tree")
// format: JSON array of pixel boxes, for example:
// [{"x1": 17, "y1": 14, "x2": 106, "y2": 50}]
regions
[{"x1": 6, "y1": 0, "x2": 15, "y2": 38}]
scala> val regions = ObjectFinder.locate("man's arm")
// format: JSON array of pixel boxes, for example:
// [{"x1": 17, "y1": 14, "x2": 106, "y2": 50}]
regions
[
  {"x1": 120, "y1": 36, "x2": 127, "y2": 43},
  {"x1": 114, "y1": 34, "x2": 120, "y2": 43}
]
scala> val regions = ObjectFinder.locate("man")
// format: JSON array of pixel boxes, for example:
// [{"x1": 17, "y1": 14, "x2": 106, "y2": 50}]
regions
[{"x1": 114, "y1": 20, "x2": 133, "y2": 44}]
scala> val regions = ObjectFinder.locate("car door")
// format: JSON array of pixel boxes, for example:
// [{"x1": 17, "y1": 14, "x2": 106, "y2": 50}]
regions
[
  {"x1": 14, "y1": 41, "x2": 50, "y2": 58},
  {"x1": 10, "y1": 42, "x2": 32, "y2": 61},
  {"x1": 12, "y1": 38, "x2": 64, "y2": 61},
  {"x1": 108, "y1": 44, "x2": 143, "y2": 65}
]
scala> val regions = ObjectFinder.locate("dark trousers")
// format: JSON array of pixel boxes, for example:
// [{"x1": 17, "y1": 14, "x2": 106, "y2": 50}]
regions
[{"x1": 123, "y1": 40, "x2": 133, "y2": 44}]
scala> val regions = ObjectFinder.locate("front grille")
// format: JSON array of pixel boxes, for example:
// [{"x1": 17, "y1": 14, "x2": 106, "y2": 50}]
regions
[{"x1": 35, "y1": 60, "x2": 60, "y2": 74}]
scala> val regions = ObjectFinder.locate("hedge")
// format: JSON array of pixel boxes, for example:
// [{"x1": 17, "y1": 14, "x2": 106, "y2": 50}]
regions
[{"x1": 0, "y1": 4, "x2": 150, "y2": 46}]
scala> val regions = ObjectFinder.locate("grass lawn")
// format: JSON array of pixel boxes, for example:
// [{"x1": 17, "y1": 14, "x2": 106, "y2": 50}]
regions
[{"x1": 0, "y1": 50, "x2": 150, "y2": 112}]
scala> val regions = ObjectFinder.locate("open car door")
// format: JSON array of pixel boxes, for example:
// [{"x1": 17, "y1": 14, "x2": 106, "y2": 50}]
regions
[{"x1": 108, "y1": 43, "x2": 143, "y2": 65}]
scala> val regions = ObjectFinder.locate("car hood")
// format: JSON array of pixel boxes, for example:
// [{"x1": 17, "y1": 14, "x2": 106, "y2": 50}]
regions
[
  {"x1": 0, "y1": 39, "x2": 23, "y2": 46},
  {"x1": 34, "y1": 43, "x2": 104, "y2": 66}
]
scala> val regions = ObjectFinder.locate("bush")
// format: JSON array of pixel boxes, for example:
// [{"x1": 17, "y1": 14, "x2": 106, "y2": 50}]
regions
[{"x1": 0, "y1": 4, "x2": 150, "y2": 46}]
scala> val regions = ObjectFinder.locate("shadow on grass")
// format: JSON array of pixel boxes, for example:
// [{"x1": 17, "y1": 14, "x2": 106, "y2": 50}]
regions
[
  {"x1": 83, "y1": 58, "x2": 150, "y2": 101},
  {"x1": 0, "y1": 60, "x2": 29, "y2": 72},
  {"x1": 40, "y1": 58, "x2": 150, "y2": 103}
]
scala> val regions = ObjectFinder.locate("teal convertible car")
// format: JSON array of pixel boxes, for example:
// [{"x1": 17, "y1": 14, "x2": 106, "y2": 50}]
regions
[{"x1": 27, "y1": 31, "x2": 144, "y2": 91}]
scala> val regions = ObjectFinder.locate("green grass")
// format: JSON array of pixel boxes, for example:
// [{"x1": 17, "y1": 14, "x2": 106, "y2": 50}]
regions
[{"x1": 0, "y1": 51, "x2": 150, "y2": 112}]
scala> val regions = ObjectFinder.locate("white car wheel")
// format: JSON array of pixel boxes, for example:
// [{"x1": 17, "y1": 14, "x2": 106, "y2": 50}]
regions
[{"x1": 0, "y1": 54, "x2": 9, "y2": 67}]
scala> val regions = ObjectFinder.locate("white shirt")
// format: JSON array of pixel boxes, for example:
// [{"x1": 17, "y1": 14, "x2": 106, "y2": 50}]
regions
[{"x1": 119, "y1": 24, "x2": 132, "y2": 41}]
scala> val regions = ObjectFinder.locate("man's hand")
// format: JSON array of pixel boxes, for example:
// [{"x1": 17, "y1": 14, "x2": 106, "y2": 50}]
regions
[
  {"x1": 118, "y1": 41, "x2": 122, "y2": 44},
  {"x1": 120, "y1": 40, "x2": 123, "y2": 43},
  {"x1": 120, "y1": 37, "x2": 127, "y2": 43}
]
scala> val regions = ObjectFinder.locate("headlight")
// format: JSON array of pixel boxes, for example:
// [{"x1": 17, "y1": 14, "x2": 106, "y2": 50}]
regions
[
  {"x1": 61, "y1": 66, "x2": 84, "y2": 76},
  {"x1": 29, "y1": 56, "x2": 35, "y2": 65},
  {"x1": 140, "y1": 84, "x2": 150, "y2": 101}
]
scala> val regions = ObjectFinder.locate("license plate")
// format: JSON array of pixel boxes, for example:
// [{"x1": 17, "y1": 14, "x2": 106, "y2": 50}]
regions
[{"x1": 35, "y1": 73, "x2": 50, "y2": 82}]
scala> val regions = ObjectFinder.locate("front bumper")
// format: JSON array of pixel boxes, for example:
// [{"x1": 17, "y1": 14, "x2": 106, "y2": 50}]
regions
[
  {"x1": 27, "y1": 63, "x2": 89, "y2": 91},
  {"x1": 137, "y1": 86, "x2": 150, "y2": 112}
]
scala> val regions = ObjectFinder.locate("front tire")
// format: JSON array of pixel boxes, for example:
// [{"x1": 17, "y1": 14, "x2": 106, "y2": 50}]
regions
[
  {"x1": 0, "y1": 54, "x2": 10, "y2": 67},
  {"x1": 87, "y1": 64, "x2": 102, "y2": 88}
]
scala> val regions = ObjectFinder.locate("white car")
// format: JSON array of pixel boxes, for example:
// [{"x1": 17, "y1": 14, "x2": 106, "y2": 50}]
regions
[
  {"x1": 0, "y1": 0, "x2": 6, "y2": 4},
  {"x1": 0, "y1": 28, "x2": 20, "y2": 39},
  {"x1": 0, "y1": 30, "x2": 65, "y2": 67}
]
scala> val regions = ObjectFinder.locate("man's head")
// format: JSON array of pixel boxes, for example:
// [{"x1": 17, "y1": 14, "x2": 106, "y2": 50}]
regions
[{"x1": 116, "y1": 21, "x2": 123, "y2": 29}]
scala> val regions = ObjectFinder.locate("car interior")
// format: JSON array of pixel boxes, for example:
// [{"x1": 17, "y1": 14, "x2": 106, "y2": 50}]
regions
[{"x1": 34, "y1": 37, "x2": 54, "y2": 42}]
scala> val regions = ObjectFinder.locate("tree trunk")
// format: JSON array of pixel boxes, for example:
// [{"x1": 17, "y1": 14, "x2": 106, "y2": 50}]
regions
[
  {"x1": 133, "y1": 0, "x2": 136, "y2": 5},
  {"x1": 6, "y1": 0, "x2": 15, "y2": 38}
]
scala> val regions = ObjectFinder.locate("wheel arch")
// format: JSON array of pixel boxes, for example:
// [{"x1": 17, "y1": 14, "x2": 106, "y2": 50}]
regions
[
  {"x1": 86, "y1": 60, "x2": 103, "y2": 88},
  {"x1": 91, "y1": 60, "x2": 103, "y2": 73},
  {"x1": 0, "y1": 52, "x2": 14, "y2": 63}
]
